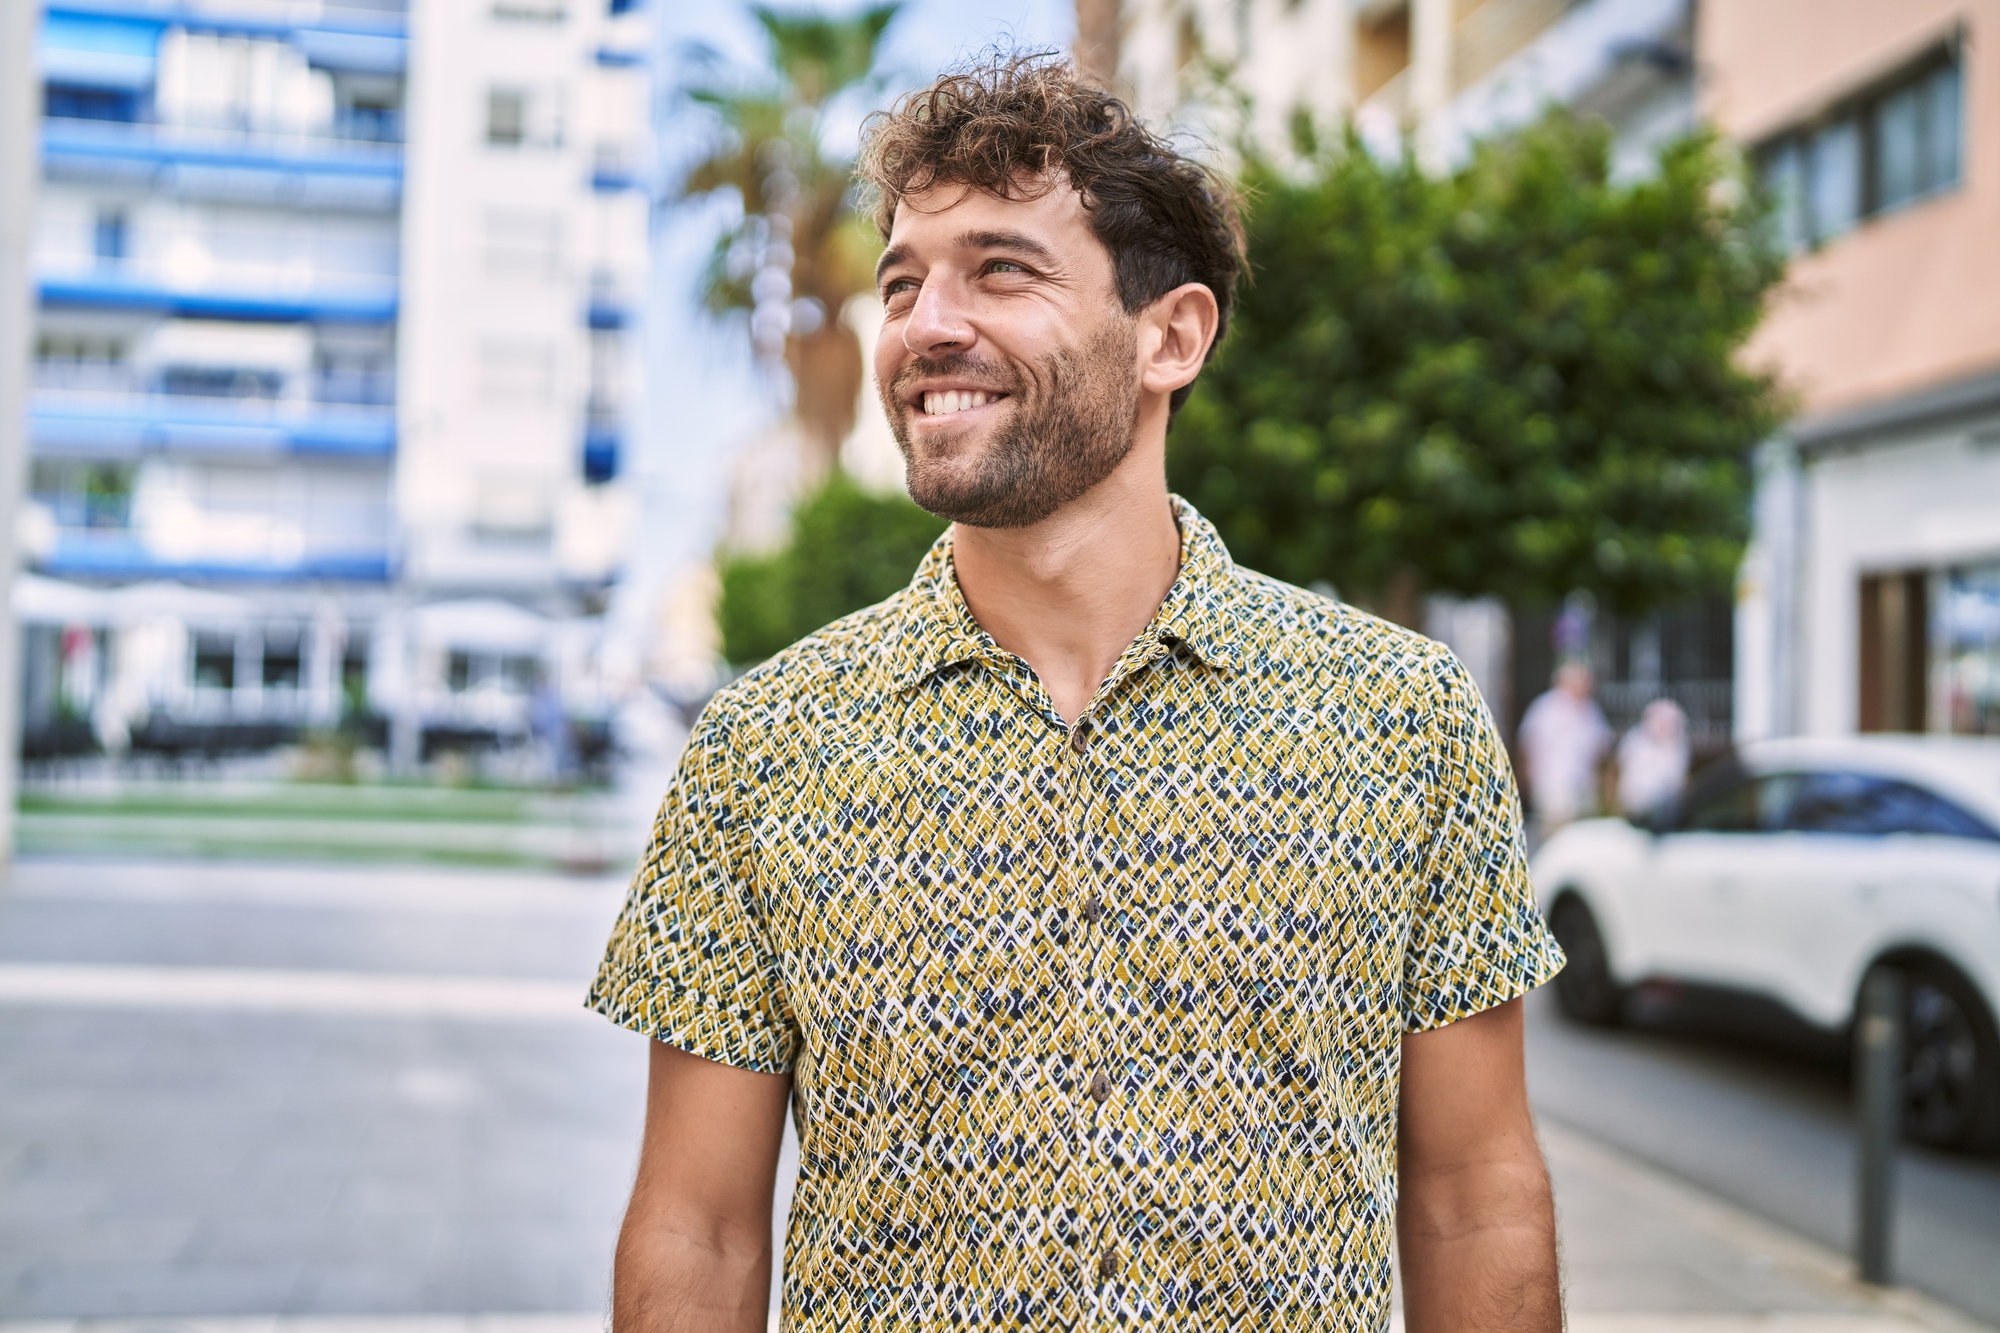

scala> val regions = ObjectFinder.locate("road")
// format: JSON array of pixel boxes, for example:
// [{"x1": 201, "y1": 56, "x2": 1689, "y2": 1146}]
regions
[{"x1": 1526, "y1": 986, "x2": 2000, "y2": 1325}]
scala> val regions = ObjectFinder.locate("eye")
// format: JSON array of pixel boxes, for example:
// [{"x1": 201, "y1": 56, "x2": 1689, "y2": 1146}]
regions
[
  {"x1": 984, "y1": 259, "x2": 1028, "y2": 275},
  {"x1": 882, "y1": 276, "x2": 919, "y2": 300}
]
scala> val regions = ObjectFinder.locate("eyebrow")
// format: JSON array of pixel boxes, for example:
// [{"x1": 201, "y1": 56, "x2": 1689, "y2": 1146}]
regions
[{"x1": 874, "y1": 228, "x2": 1060, "y2": 284}]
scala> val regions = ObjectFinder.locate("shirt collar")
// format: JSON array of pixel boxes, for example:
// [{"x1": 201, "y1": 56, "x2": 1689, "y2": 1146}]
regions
[{"x1": 885, "y1": 495, "x2": 1249, "y2": 695}]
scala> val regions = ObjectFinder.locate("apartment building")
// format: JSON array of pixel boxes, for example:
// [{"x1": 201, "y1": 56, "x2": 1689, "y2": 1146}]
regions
[
  {"x1": 22, "y1": 0, "x2": 649, "y2": 761},
  {"x1": 1110, "y1": 0, "x2": 1727, "y2": 747},
  {"x1": 1722, "y1": 1, "x2": 2000, "y2": 741}
]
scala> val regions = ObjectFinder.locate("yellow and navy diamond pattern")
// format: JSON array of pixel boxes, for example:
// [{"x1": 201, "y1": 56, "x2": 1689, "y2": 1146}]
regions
[{"x1": 589, "y1": 497, "x2": 1563, "y2": 1331}]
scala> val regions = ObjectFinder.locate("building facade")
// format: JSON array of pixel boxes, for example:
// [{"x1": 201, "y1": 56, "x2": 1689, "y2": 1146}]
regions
[
  {"x1": 1721, "y1": 0, "x2": 2000, "y2": 741},
  {"x1": 23, "y1": 0, "x2": 649, "y2": 764}
]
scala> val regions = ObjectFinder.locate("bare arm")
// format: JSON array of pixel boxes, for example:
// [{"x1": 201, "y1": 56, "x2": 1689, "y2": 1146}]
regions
[
  {"x1": 613, "y1": 1039, "x2": 792, "y2": 1333},
  {"x1": 1398, "y1": 996, "x2": 1561, "y2": 1333}
]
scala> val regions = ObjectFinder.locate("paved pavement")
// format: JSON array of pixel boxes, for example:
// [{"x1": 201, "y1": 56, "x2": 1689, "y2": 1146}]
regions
[
  {"x1": 1526, "y1": 988, "x2": 2000, "y2": 1325},
  {"x1": 1, "y1": 855, "x2": 1993, "y2": 1330},
  {"x1": 0, "y1": 860, "x2": 646, "y2": 1314}
]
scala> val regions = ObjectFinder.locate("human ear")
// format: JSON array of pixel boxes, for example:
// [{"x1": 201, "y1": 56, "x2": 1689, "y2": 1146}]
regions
[{"x1": 1136, "y1": 282, "x2": 1220, "y2": 398}]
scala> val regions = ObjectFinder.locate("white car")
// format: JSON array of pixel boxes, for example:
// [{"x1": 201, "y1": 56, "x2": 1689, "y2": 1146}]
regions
[{"x1": 1532, "y1": 735, "x2": 2000, "y2": 1152}]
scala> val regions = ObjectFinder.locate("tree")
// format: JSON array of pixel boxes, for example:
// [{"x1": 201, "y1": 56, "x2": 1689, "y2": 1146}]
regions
[
  {"x1": 718, "y1": 472, "x2": 946, "y2": 666},
  {"x1": 1168, "y1": 112, "x2": 1789, "y2": 620},
  {"x1": 678, "y1": 5, "x2": 898, "y2": 468}
]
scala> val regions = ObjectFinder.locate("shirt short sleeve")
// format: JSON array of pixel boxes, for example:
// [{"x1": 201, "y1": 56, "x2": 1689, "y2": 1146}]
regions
[
  {"x1": 586, "y1": 697, "x2": 798, "y2": 1072},
  {"x1": 1400, "y1": 647, "x2": 1567, "y2": 1033}
]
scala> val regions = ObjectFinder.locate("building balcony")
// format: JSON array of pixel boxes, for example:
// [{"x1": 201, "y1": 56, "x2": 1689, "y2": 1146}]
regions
[
  {"x1": 582, "y1": 415, "x2": 619, "y2": 484},
  {"x1": 41, "y1": 117, "x2": 402, "y2": 208},
  {"x1": 46, "y1": 0, "x2": 407, "y2": 44},
  {"x1": 35, "y1": 531, "x2": 394, "y2": 582},
  {"x1": 30, "y1": 386, "x2": 396, "y2": 458},
  {"x1": 586, "y1": 273, "x2": 634, "y2": 330},
  {"x1": 26, "y1": 481, "x2": 395, "y2": 582},
  {"x1": 590, "y1": 141, "x2": 641, "y2": 193},
  {"x1": 36, "y1": 263, "x2": 398, "y2": 324}
]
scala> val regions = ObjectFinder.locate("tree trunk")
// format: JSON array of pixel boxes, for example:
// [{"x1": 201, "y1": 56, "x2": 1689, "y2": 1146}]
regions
[
  {"x1": 788, "y1": 319, "x2": 864, "y2": 478},
  {"x1": 1075, "y1": 0, "x2": 1120, "y2": 88},
  {"x1": 1352, "y1": 566, "x2": 1424, "y2": 632}
]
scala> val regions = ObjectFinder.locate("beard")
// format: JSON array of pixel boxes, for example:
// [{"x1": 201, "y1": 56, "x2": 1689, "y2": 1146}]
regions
[{"x1": 884, "y1": 321, "x2": 1141, "y2": 529}]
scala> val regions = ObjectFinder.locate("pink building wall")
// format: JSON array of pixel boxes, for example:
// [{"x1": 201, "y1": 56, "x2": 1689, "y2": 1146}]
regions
[{"x1": 1700, "y1": 0, "x2": 2000, "y2": 418}]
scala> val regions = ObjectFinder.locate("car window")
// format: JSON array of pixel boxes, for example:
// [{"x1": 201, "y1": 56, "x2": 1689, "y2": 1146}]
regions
[
  {"x1": 1679, "y1": 773, "x2": 1796, "y2": 833},
  {"x1": 1785, "y1": 771, "x2": 2000, "y2": 840}
]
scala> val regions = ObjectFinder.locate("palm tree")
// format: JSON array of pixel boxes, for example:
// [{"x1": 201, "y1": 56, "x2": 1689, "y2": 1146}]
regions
[{"x1": 677, "y1": 5, "x2": 899, "y2": 473}]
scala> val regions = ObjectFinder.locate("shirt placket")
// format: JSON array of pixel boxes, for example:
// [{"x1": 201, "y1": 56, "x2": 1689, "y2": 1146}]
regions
[{"x1": 1064, "y1": 638, "x2": 1173, "y2": 1330}]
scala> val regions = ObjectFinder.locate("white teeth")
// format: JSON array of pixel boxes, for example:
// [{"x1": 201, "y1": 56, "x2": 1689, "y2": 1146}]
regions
[{"x1": 920, "y1": 390, "x2": 997, "y2": 416}]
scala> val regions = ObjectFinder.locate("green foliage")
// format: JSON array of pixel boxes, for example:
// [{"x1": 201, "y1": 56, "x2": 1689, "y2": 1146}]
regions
[
  {"x1": 681, "y1": 5, "x2": 897, "y2": 318},
  {"x1": 718, "y1": 472, "x2": 947, "y2": 666},
  {"x1": 1169, "y1": 113, "x2": 1789, "y2": 614}
]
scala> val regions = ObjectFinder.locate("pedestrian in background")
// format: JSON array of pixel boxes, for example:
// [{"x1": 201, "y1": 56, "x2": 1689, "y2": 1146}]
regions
[
  {"x1": 1616, "y1": 697, "x2": 1690, "y2": 822},
  {"x1": 591, "y1": 54, "x2": 1566, "y2": 1333},
  {"x1": 1517, "y1": 659, "x2": 1613, "y2": 843}
]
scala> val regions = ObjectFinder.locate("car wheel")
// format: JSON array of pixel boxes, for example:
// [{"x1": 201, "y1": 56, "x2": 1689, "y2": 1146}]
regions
[
  {"x1": 1866, "y1": 963, "x2": 2000, "y2": 1154},
  {"x1": 1549, "y1": 897, "x2": 1624, "y2": 1026}
]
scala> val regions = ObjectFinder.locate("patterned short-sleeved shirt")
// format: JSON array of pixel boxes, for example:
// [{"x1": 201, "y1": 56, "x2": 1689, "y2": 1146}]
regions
[{"x1": 589, "y1": 497, "x2": 1563, "y2": 1332}]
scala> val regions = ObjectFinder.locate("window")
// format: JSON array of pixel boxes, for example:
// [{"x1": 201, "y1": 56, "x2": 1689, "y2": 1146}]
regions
[
  {"x1": 37, "y1": 333, "x2": 125, "y2": 364},
  {"x1": 193, "y1": 631, "x2": 237, "y2": 690},
  {"x1": 93, "y1": 209, "x2": 127, "y2": 264},
  {"x1": 1938, "y1": 561, "x2": 2000, "y2": 736},
  {"x1": 1677, "y1": 770, "x2": 1797, "y2": 833},
  {"x1": 1785, "y1": 772, "x2": 2000, "y2": 841},
  {"x1": 31, "y1": 461, "x2": 134, "y2": 530},
  {"x1": 1757, "y1": 47, "x2": 1962, "y2": 252},
  {"x1": 485, "y1": 84, "x2": 564, "y2": 149},
  {"x1": 334, "y1": 73, "x2": 405, "y2": 144},
  {"x1": 261, "y1": 626, "x2": 303, "y2": 690},
  {"x1": 159, "y1": 366, "x2": 284, "y2": 399},
  {"x1": 492, "y1": 0, "x2": 566, "y2": 20},
  {"x1": 487, "y1": 88, "x2": 526, "y2": 146},
  {"x1": 44, "y1": 85, "x2": 138, "y2": 122},
  {"x1": 447, "y1": 651, "x2": 540, "y2": 693}
]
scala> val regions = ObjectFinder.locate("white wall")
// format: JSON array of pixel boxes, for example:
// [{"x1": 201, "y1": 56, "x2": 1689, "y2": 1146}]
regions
[{"x1": 1794, "y1": 416, "x2": 2000, "y2": 736}]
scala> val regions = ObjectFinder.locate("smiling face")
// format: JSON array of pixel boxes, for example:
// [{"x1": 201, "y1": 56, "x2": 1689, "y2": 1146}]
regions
[{"x1": 873, "y1": 179, "x2": 1143, "y2": 529}]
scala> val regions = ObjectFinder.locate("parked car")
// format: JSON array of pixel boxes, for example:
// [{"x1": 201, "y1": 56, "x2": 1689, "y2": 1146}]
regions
[{"x1": 1533, "y1": 736, "x2": 2000, "y2": 1152}]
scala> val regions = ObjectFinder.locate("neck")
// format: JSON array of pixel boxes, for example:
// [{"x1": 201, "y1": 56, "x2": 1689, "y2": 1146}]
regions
[{"x1": 950, "y1": 426, "x2": 1180, "y2": 726}]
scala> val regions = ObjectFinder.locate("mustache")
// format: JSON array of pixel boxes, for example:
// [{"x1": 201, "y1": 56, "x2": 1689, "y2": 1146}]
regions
[{"x1": 889, "y1": 352, "x2": 1021, "y2": 401}]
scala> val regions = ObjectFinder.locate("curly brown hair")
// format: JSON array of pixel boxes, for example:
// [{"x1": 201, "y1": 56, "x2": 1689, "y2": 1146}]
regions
[{"x1": 856, "y1": 51, "x2": 1245, "y2": 415}]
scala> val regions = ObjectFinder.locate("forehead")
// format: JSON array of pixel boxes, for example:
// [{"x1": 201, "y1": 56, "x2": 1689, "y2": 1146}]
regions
[{"x1": 885, "y1": 177, "x2": 1105, "y2": 262}]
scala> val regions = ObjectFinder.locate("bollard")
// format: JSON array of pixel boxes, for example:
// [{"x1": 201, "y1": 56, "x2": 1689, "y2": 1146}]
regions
[{"x1": 1855, "y1": 967, "x2": 1904, "y2": 1285}]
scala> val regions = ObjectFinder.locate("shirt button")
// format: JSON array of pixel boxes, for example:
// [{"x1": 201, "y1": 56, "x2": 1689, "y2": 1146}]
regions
[
  {"x1": 1090, "y1": 1072, "x2": 1112, "y2": 1104},
  {"x1": 1083, "y1": 896, "x2": 1104, "y2": 925},
  {"x1": 1069, "y1": 722, "x2": 1091, "y2": 754},
  {"x1": 1098, "y1": 1249, "x2": 1122, "y2": 1280}
]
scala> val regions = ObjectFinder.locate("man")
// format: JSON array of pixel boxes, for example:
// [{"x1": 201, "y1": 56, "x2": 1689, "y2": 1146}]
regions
[
  {"x1": 591, "y1": 54, "x2": 1566, "y2": 1333},
  {"x1": 1517, "y1": 660, "x2": 1614, "y2": 843}
]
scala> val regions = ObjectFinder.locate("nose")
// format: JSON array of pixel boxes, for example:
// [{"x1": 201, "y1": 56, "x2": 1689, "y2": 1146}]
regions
[{"x1": 902, "y1": 275, "x2": 977, "y2": 356}]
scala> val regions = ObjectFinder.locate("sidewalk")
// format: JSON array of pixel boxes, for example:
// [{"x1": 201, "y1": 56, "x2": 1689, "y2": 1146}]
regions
[
  {"x1": 4, "y1": 1121, "x2": 1985, "y2": 1333},
  {"x1": 1543, "y1": 1121, "x2": 1992, "y2": 1333}
]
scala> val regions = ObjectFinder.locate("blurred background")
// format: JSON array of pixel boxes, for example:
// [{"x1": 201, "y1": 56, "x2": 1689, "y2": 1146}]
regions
[{"x1": 1, "y1": 0, "x2": 1998, "y2": 1326}]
